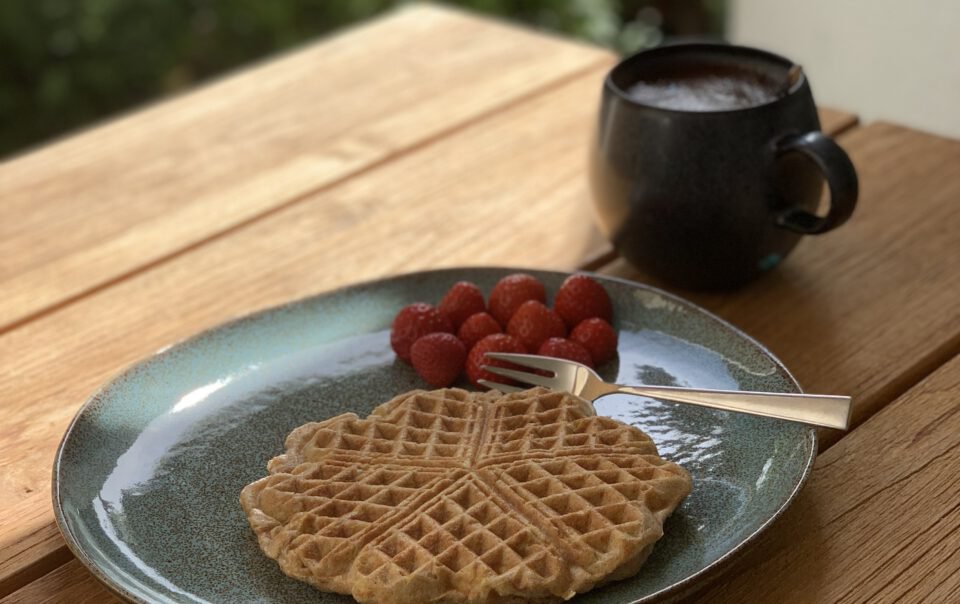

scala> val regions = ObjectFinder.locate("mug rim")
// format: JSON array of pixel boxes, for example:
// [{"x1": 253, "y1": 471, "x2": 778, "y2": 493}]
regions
[{"x1": 606, "y1": 43, "x2": 804, "y2": 115}]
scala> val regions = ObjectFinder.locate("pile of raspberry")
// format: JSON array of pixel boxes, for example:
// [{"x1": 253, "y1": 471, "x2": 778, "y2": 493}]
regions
[{"x1": 390, "y1": 273, "x2": 618, "y2": 388}]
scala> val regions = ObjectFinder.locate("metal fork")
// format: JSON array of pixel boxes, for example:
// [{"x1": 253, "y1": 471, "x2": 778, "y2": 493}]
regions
[{"x1": 481, "y1": 353, "x2": 852, "y2": 430}]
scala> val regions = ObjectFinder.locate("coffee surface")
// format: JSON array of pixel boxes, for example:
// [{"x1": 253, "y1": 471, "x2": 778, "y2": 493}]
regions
[{"x1": 627, "y1": 66, "x2": 781, "y2": 111}]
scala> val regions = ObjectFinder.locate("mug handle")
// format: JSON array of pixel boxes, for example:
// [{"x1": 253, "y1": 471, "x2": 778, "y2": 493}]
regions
[{"x1": 774, "y1": 131, "x2": 859, "y2": 234}]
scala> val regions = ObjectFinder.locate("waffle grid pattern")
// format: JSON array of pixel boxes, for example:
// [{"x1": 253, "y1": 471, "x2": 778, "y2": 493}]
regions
[{"x1": 241, "y1": 387, "x2": 691, "y2": 604}]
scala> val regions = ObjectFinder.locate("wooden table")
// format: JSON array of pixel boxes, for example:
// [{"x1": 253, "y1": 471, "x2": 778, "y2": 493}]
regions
[{"x1": 1, "y1": 5, "x2": 958, "y2": 603}]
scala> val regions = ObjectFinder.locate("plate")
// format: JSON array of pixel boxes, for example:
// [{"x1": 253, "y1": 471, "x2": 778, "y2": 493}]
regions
[{"x1": 54, "y1": 267, "x2": 815, "y2": 603}]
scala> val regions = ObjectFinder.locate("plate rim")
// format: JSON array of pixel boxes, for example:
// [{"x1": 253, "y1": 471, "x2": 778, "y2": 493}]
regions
[{"x1": 51, "y1": 266, "x2": 817, "y2": 604}]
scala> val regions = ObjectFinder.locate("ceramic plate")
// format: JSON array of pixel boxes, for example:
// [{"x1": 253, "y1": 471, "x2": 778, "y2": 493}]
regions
[{"x1": 54, "y1": 267, "x2": 815, "y2": 604}]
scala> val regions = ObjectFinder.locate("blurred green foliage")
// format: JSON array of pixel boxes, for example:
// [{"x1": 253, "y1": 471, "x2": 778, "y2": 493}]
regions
[{"x1": 0, "y1": 0, "x2": 724, "y2": 158}]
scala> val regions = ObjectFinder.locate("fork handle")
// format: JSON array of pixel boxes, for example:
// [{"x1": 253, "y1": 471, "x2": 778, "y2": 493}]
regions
[{"x1": 615, "y1": 385, "x2": 852, "y2": 430}]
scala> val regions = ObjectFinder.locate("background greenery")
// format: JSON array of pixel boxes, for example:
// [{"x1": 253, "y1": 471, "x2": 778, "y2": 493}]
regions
[{"x1": 0, "y1": 0, "x2": 724, "y2": 159}]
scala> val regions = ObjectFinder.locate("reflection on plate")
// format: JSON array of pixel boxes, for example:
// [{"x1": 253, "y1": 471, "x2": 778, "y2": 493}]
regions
[{"x1": 53, "y1": 267, "x2": 815, "y2": 603}]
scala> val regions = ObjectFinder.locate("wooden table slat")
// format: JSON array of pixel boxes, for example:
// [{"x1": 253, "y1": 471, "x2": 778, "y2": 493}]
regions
[
  {"x1": 0, "y1": 4, "x2": 612, "y2": 333},
  {"x1": 600, "y1": 122, "x2": 960, "y2": 446},
  {"x1": 0, "y1": 559, "x2": 121, "y2": 604},
  {"x1": 0, "y1": 495, "x2": 70, "y2": 598}
]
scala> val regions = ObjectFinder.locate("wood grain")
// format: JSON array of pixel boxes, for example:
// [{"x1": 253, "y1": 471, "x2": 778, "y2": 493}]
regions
[
  {"x1": 0, "y1": 4, "x2": 612, "y2": 332},
  {"x1": 0, "y1": 67, "x2": 612, "y2": 593},
  {"x1": 0, "y1": 560, "x2": 121, "y2": 604},
  {"x1": 0, "y1": 495, "x2": 70, "y2": 597},
  {"x1": 687, "y1": 352, "x2": 960, "y2": 603},
  {"x1": 601, "y1": 122, "x2": 960, "y2": 444}
]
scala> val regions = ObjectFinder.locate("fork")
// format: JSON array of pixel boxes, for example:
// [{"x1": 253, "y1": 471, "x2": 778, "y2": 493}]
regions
[{"x1": 481, "y1": 353, "x2": 852, "y2": 430}]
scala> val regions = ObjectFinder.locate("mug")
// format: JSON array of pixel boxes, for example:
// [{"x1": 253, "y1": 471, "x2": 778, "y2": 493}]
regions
[{"x1": 589, "y1": 44, "x2": 858, "y2": 289}]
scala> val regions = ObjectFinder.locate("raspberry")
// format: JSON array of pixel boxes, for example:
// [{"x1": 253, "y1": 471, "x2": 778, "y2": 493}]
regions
[
  {"x1": 554, "y1": 274, "x2": 613, "y2": 328},
  {"x1": 465, "y1": 333, "x2": 526, "y2": 388},
  {"x1": 457, "y1": 312, "x2": 502, "y2": 350},
  {"x1": 410, "y1": 333, "x2": 467, "y2": 387},
  {"x1": 390, "y1": 303, "x2": 453, "y2": 363},
  {"x1": 488, "y1": 273, "x2": 546, "y2": 326},
  {"x1": 438, "y1": 281, "x2": 486, "y2": 329},
  {"x1": 537, "y1": 337, "x2": 593, "y2": 368},
  {"x1": 506, "y1": 300, "x2": 566, "y2": 352},
  {"x1": 570, "y1": 318, "x2": 618, "y2": 365}
]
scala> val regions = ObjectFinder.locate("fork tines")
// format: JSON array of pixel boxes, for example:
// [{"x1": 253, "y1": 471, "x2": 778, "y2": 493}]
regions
[
  {"x1": 481, "y1": 352, "x2": 563, "y2": 392},
  {"x1": 483, "y1": 353, "x2": 564, "y2": 372}
]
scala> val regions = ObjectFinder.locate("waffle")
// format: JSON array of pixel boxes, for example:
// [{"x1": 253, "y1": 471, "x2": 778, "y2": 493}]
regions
[{"x1": 241, "y1": 387, "x2": 691, "y2": 603}]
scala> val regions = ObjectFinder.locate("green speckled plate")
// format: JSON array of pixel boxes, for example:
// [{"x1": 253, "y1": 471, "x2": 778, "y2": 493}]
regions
[{"x1": 53, "y1": 267, "x2": 815, "y2": 604}]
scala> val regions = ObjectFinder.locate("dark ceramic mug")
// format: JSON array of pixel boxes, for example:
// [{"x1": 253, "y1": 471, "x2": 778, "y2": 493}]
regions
[{"x1": 589, "y1": 44, "x2": 858, "y2": 289}]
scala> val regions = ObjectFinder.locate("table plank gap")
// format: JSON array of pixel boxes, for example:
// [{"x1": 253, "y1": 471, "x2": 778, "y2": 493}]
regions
[
  {"x1": 578, "y1": 248, "x2": 621, "y2": 272},
  {"x1": 818, "y1": 107, "x2": 859, "y2": 137}
]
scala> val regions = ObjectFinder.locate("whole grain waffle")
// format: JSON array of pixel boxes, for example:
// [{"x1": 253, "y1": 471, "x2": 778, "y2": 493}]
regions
[{"x1": 241, "y1": 387, "x2": 691, "y2": 604}]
